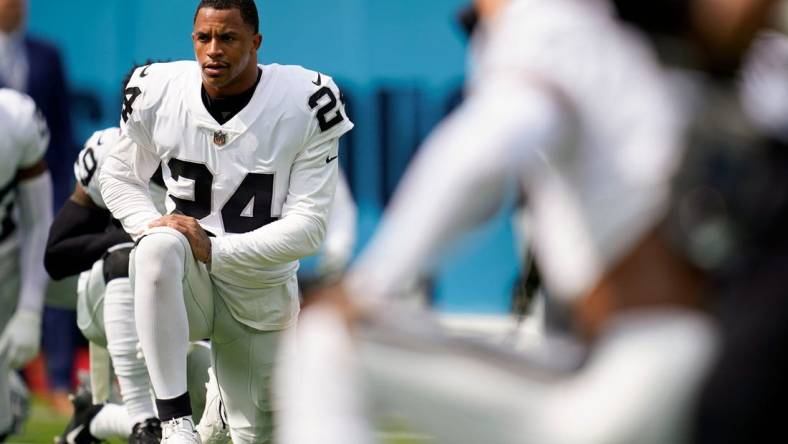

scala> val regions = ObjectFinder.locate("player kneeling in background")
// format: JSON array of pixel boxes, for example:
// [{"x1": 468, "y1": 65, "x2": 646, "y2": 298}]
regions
[
  {"x1": 46, "y1": 128, "x2": 229, "y2": 444},
  {"x1": 0, "y1": 88, "x2": 52, "y2": 442},
  {"x1": 99, "y1": 0, "x2": 353, "y2": 442}
]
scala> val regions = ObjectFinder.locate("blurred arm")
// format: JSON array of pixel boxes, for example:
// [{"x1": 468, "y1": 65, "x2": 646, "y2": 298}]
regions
[
  {"x1": 347, "y1": 78, "x2": 567, "y2": 304},
  {"x1": 44, "y1": 184, "x2": 131, "y2": 280},
  {"x1": 16, "y1": 160, "x2": 53, "y2": 314}
]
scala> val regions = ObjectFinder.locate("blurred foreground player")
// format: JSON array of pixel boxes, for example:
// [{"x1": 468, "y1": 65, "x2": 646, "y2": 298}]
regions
[
  {"x1": 47, "y1": 128, "x2": 227, "y2": 444},
  {"x1": 0, "y1": 88, "x2": 51, "y2": 440},
  {"x1": 279, "y1": 0, "x2": 780, "y2": 443},
  {"x1": 691, "y1": 27, "x2": 788, "y2": 444},
  {"x1": 99, "y1": 0, "x2": 353, "y2": 442}
]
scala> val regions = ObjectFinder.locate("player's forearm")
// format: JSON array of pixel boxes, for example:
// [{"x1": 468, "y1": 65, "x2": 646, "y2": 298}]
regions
[
  {"x1": 321, "y1": 171, "x2": 357, "y2": 272},
  {"x1": 17, "y1": 173, "x2": 53, "y2": 314},
  {"x1": 100, "y1": 175, "x2": 160, "y2": 239},
  {"x1": 99, "y1": 153, "x2": 161, "y2": 240},
  {"x1": 348, "y1": 81, "x2": 566, "y2": 303},
  {"x1": 210, "y1": 211, "x2": 327, "y2": 271},
  {"x1": 45, "y1": 199, "x2": 131, "y2": 278},
  {"x1": 346, "y1": 142, "x2": 506, "y2": 304},
  {"x1": 45, "y1": 231, "x2": 131, "y2": 280},
  {"x1": 210, "y1": 136, "x2": 340, "y2": 272},
  {"x1": 211, "y1": 138, "x2": 339, "y2": 271}
]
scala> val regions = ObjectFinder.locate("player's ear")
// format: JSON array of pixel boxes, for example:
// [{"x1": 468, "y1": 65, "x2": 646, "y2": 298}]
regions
[{"x1": 253, "y1": 33, "x2": 262, "y2": 50}]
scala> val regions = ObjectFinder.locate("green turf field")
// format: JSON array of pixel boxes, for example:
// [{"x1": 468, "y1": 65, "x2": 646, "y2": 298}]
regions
[
  {"x1": 6, "y1": 397, "x2": 125, "y2": 444},
  {"x1": 7, "y1": 398, "x2": 65, "y2": 443},
  {"x1": 8, "y1": 397, "x2": 430, "y2": 443}
]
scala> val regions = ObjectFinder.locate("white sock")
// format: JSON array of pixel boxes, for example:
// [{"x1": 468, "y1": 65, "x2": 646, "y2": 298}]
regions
[
  {"x1": 89, "y1": 403, "x2": 133, "y2": 439},
  {"x1": 104, "y1": 277, "x2": 156, "y2": 424},
  {"x1": 133, "y1": 230, "x2": 190, "y2": 399}
]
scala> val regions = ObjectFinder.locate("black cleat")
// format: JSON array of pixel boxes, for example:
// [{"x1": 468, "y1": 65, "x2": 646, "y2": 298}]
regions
[
  {"x1": 55, "y1": 387, "x2": 103, "y2": 444},
  {"x1": 129, "y1": 417, "x2": 162, "y2": 444}
]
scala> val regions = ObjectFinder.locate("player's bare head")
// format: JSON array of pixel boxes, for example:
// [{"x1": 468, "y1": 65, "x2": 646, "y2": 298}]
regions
[
  {"x1": 194, "y1": 0, "x2": 259, "y2": 34},
  {"x1": 0, "y1": 0, "x2": 25, "y2": 33},
  {"x1": 192, "y1": 0, "x2": 262, "y2": 97}
]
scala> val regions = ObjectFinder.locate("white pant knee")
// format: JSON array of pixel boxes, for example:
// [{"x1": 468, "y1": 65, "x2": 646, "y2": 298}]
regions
[
  {"x1": 133, "y1": 229, "x2": 189, "y2": 293},
  {"x1": 132, "y1": 228, "x2": 192, "y2": 400}
]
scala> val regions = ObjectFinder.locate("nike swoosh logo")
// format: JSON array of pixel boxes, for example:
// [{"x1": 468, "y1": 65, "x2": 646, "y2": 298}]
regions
[
  {"x1": 325, "y1": 155, "x2": 338, "y2": 164},
  {"x1": 97, "y1": 134, "x2": 104, "y2": 145},
  {"x1": 66, "y1": 424, "x2": 85, "y2": 444},
  {"x1": 140, "y1": 64, "x2": 151, "y2": 78},
  {"x1": 312, "y1": 72, "x2": 322, "y2": 86}
]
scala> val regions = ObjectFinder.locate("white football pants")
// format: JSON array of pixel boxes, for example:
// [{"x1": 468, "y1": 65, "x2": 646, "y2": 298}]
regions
[
  {"x1": 77, "y1": 253, "x2": 213, "y2": 439},
  {"x1": 131, "y1": 227, "x2": 290, "y2": 444}
]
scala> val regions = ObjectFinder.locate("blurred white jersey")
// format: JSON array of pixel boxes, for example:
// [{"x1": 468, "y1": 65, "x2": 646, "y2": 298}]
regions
[
  {"x1": 350, "y1": 0, "x2": 683, "y2": 302},
  {"x1": 0, "y1": 88, "x2": 49, "y2": 256},
  {"x1": 75, "y1": 127, "x2": 167, "y2": 213}
]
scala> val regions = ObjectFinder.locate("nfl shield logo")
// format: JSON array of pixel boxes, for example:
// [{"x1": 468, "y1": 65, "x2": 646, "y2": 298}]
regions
[{"x1": 213, "y1": 130, "x2": 227, "y2": 146}]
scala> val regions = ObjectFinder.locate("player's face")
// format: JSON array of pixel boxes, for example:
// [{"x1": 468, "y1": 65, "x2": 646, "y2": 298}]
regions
[
  {"x1": 0, "y1": 0, "x2": 25, "y2": 33},
  {"x1": 192, "y1": 7, "x2": 262, "y2": 97}
]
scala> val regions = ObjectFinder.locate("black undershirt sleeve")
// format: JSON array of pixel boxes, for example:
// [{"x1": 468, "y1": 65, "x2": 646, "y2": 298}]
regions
[{"x1": 45, "y1": 199, "x2": 132, "y2": 280}]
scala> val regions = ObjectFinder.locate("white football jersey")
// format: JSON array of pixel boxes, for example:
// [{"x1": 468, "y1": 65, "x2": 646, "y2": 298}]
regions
[
  {"x1": 102, "y1": 61, "x2": 353, "y2": 328},
  {"x1": 0, "y1": 88, "x2": 49, "y2": 254},
  {"x1": 118, "y1": 61, "x2": 352, "y2": 238},
  {"x1": 75, "y1": 127, "x2": 167, "y2": 213},
  {"x1": 349, "y1": 0, "x2": 683, "y2": 302}
]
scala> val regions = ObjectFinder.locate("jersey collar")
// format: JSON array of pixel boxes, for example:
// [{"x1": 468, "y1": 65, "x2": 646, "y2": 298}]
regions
[{"x1": 185, "y1": 63, "x2": 273, "y2": 140}]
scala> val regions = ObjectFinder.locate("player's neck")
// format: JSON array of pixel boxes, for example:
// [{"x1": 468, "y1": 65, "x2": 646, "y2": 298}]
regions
[
  {"x1": 203, "y1": 64, "x2": 260, "y2": 99},
  {"x1": 201, "y1": 68, "x2": 262, "y2": 125}
]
